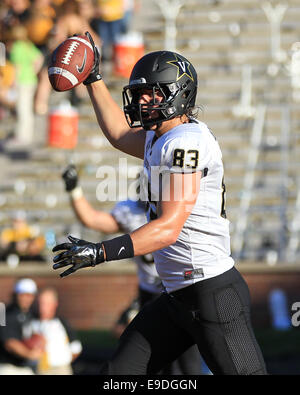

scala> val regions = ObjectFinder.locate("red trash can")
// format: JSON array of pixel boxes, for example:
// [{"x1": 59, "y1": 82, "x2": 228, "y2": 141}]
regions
[
  {"x1": 48, "y1": 102, "x2": 78, "y2": 149},
  {"x1": 113, "y1": 32, "x2": 144, "y2": 78}
]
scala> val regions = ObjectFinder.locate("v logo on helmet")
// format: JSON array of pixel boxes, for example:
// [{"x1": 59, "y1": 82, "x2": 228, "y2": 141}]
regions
[
  {"x1": 178, "y1": 62, "x2": 187, "y2": 72},
  {"x1": 167, "y1": 56, "x2": 194, "y2": 82}
]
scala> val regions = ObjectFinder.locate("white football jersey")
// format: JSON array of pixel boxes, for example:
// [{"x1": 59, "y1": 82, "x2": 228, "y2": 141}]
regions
[
  {"x1": 142, "y1": 120, "x2": 235, "y2": 293},
  {"x1": 111, "y1": 200, "x2": 163, "y2": 294}
]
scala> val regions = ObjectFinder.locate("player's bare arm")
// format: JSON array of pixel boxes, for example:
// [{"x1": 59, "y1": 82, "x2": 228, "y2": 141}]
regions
[
  {"x1": 71, "y1": 196, "x2": 120, "y2": 233},
  {"x1": 87, "y1": 81, "x2": 146, "y2": 160},
  {"x1": 83, "y1": 31, "x2": 146, "y2": 160},
  {"x1": 52, "y1": 171, "x2": 201, "y2": 277},
  {"x1": 62, "y1": 164, "x2": 120, "y2": 233},
  {"x1": 130, "y1": 171, "x2": 201, "y2": 256}
]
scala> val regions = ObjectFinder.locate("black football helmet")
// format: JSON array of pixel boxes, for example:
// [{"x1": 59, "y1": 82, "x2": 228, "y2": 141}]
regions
[{"x1": 122, "y1": 51, "x2": 198, "y2": 129}]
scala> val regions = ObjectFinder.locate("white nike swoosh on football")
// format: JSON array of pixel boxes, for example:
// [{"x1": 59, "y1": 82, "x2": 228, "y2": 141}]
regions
[{"x1": 118, "y1": 246, "x2": 125, "y2": 256}]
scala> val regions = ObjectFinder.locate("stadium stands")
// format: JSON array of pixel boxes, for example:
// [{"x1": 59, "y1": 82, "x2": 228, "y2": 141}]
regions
[{"x1": 1, "y1": 0, "x2": 300, "y2": 265}]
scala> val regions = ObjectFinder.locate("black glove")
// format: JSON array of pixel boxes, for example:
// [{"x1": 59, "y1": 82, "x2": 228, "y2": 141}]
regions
[
  {"x1": 62, "y1": 164, "x2": 78, "y2": 192},
  {"x1": 52, "y1": 235, "x2": 104, "y2": 277},
  {"x1": 83, "y1": 31, "x2": 102, "y2": 85}
]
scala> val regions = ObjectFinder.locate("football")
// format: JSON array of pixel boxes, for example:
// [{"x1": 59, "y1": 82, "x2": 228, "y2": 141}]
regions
[
  {"x1": 23, "y1": 334, "x2": 46, "y2": 350},
  {"x1": 48, "y1": 35, "x2": 94, "y2": 92}
]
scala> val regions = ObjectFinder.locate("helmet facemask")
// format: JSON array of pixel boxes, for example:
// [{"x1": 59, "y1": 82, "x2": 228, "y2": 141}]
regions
[{"x1": 123, "y1": 80, "x2": 196, "y2": 130}]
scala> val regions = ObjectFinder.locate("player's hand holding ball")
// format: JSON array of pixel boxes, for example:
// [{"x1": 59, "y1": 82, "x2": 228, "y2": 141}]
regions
[
  {"x1": 82, "y1": 32, "x2": 102, "y2": 86},
  {"x1": 48, "y1": 31, "x2": 102, "y2": 92}
]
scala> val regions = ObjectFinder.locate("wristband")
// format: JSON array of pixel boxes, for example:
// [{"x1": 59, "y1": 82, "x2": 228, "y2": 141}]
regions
[
  {"x1": 83, "y1": 73, "x2": 102, "y2": 85},
  {"x1": 70, "y1": 186, "x2": 83, "y2": 200},
  {"x1": 102, "y1": 234, "x2": 134, "y2": 261}
]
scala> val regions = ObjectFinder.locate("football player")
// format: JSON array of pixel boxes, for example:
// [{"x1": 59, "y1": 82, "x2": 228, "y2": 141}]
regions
[
  {"x1": 53, "y1": 32, "x2": 267, "y2": 375},
  {"x1": 61, "y1": 164, "x2": 203, "y2": 375}
]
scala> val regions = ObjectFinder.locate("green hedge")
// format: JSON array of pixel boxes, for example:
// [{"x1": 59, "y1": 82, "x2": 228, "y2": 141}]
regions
[
  {"x1": 255, "y1": 328, "x2": 300, "y2": 358},
  {"x1": 77, "y1": 327, "x2": 300, "y2": 358}
]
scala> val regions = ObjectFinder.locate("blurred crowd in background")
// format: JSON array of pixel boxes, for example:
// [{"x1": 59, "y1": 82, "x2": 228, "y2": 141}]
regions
[
  {"x1": 0, "y1": 0, "x2": 140, "y2": 265},
  {"x1": 0, "y1": 2, "x2": 298, "y2": 375},
  {"x1": 0, "y1": 0, "x2": 139, "y2": 139},
  {"x1": 0, "y1": 278, "x2": 83, "y2": 375}
]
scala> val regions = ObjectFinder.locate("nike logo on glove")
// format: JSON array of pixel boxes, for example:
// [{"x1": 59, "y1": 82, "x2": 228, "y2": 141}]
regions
[
  {"x1": 76, "y1": 49, "x2": 87, "y2": 73},
  {"x1": 118, "y1": 246, "x2": 125, "y2": 256}
]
